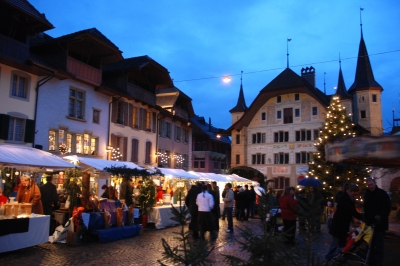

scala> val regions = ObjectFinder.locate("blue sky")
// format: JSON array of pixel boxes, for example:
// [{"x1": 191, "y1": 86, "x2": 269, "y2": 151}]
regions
[{"x1": 31, "y1": 0, "x2": 400, "y2": 133}]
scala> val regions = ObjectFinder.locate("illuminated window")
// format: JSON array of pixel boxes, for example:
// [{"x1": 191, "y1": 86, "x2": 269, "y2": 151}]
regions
[
  {"x1": 67, "y1": 134, "x2": 72, "y2": 152},
  {"x1": 76, "y1": 134, "x2": 83, "y2": 153},
  {"x1": 84, "y1": 134, "x2": 90, "y2": 154},
  {"x1": 49, "y1": 131, "x2": 56, "y2": 151}
]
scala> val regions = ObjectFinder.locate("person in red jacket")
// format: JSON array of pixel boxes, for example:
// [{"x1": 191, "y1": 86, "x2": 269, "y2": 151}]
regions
[{"x1": 279, "y1": 186, "x2": 298, "y2": 244}]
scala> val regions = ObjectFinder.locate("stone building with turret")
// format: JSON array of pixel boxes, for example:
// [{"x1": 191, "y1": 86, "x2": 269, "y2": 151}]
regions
[{"x1": 227, "y1": 27, "x2": 383, "y2": 190}]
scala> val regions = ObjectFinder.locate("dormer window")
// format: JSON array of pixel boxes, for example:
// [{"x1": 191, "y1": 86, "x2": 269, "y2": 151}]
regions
[{"x1": 277, "y1": 95, "x2": 281, "y2": 103}]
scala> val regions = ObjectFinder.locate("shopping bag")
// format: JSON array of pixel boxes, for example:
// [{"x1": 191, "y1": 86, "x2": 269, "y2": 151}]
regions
[{"x1": 49, "y1": 218, "x2": 74, "y2": 243}]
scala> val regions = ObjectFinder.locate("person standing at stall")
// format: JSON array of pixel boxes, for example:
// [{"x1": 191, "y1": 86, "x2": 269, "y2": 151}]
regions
[
  {"x1": 17, "y1": 174, "x2": 43, "y2": 214},
  {"x1": 0, "y1": 187, "x2": 8, "y2": 204},
  {"x1": 364, "y1": 178, "x2": 391, "y2": 266},
  {"x1": 40, "y1": 175, "x2": 58, "y2": 235},
  {"x1": 196, "y1": 184, "x2": 215, "y2": 239},
  {"x1": 40, "y1": 175, "x2": 58, "y2": 215},
  {"x1": 223, "y1": 183, "x2": 235, "y2": 233},
  {"x1": 279, "y1": 186, "x2": 298, "y2": 244},
  {"x1": 185, "y1": 182, "x2": 202, "y2": 238}
]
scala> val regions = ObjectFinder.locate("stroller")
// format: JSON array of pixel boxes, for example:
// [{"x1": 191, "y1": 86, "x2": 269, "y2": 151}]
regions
[
  {"x1": 331, "y1": 222, "x2": 375, "y2": 266},
  {"x1": 266, "y1": 208, "x2": 284, "y2": 235}
]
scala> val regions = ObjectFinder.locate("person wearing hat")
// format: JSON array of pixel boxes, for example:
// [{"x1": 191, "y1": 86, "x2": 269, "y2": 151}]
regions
[{"x1": 16, "y1": 174, "x2": 43, "y2": 214}]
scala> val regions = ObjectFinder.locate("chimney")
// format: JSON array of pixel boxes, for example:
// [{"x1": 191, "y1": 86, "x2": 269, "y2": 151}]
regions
[{"x1": 301, "y1": 66, "x2": 316, "y2": 88}]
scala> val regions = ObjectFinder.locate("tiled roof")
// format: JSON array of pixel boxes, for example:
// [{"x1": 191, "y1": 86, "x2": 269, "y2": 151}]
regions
[
  {"x1": 103, "y1": 55, "x2": 168, "y2": 72},
  {"x1": 348, "y1": 32, "x2": 382, "y2": 94},
  {"x1": 6, "y1": 0, "x2": 54, "y2": 30},
  {"x1": 31, "y1": 28, "x2": 121, "y2": 52},
  {"x1": 227, "y1": 68, "x2": 330, "y2": 131},
  {"x1": 189, "y1": 116, "x2": 231, "y2": 144}
]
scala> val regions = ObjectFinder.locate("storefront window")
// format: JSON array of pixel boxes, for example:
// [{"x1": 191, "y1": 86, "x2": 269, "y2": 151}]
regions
[
  {"x1": 84, "y1": 134, "x2": 90, "y2": 154},
  {"x1": 49, "y1": 131, "x2": 56, "y2": 151},
  {"x1": 76, "y1": 134, "x2": 83, "y2": 153},
  {"x1": 67, "y1": 134, "x2": 72, "y2": 153},
  {"x1": 91, "y1": 138, "x2": 98, "y2": 155}
]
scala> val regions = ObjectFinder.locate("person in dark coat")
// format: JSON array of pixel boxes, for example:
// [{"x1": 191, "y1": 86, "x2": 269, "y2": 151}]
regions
[
  {"x1": 364, "y1": 178, "x2": 391, "y2": 266},
  {"x1": 249, "y1": 185, "x2": 256, "y2": 218},
  {"x1": 242, "y1": 185, "x2": 251, "y2": 220},
  {"x1": 185, "y1": 182, "x2": 202, "y2": 238},
  {"x1": 236, "y1": 187, "x2": 246, "y2": 221},
  {"x1": 207, "y1": 184, "x2": 220, "y2": 231},
  {"x1": 323, "y1": 183, "x2": 363, "y2": 264},
  {"x1": 40, "y1": 175, "x2": 58, "y2": 215}
]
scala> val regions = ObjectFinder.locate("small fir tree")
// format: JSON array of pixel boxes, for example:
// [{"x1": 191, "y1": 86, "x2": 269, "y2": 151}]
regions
[{"x1": 308, "y1": 96, "x2": 371, "y2": 202}]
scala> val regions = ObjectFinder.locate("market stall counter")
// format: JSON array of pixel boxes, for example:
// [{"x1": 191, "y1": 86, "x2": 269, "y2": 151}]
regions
[
  {"x1": 0, "y1": 215, "x2": 50, "y2": 253},
  {"x1": 148, "y1": 204, "x2": 187, "y2": 229}
]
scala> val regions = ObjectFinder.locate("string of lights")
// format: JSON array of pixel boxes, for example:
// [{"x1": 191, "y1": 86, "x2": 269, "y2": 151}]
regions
[{"x1": 173, "y1": 49, "x2": 400, "y2": 83}]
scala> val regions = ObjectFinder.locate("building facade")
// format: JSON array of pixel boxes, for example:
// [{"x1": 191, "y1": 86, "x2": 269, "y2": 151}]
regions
[{"x1": 228, "y1": 29, "x2": 383, "y2": 190}]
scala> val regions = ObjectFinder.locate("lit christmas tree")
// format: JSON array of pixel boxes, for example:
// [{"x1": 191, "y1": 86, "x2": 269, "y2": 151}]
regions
[{"x1": 308, "y1": 96, "x2": 371, "y2": 202}]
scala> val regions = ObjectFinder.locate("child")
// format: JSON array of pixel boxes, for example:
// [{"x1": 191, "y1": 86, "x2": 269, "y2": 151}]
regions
[
  {"x1": 326, "y1": 201, "x2": 334, "y2": 229},
  {"x1": 342, "y1": 227, "x2": 361, "y2": 253}
]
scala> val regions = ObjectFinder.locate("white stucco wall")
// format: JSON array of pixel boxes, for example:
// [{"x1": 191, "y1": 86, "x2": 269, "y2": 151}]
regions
[{"x1": 35, "y1": 77, "x2": 109, "y2": 158}]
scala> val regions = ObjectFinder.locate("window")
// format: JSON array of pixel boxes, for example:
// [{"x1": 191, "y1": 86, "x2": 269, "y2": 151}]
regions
[
  {"x1": 295, "y1": 93, "x2": 299, "y2": 101},
  {"x1": 274, "y1": 153, "x2": 289, "y2": 164},
  {"x1": 295, "y1": 108, "x2": 300, "y2": 117},
  {"x1": 195, "y1": 141, "x2": 206, "y2": 151},
  {"x1": 69, "y1": 88, "x2": 85, "y2": 119},
  {"x1": 67, "y1": 134, "x2": 72, "y2": 152},
  {"x1": 360, "y1": 110, "x2": 366, "y2": 119},
  {"x1": 158, "y1": 149, "x2": 170, "y2": 167},
  {"x1": 252, "y1": 133, "x2": 266, "y2": 144},
  {"x1": 175, "y1": 125, "x2": 181, "y2": 141},
  {"x1": 166, "y1": 122, "x2": 171, "y2": 138},
  {"x1": 110, "y1": 134, "x2": 127, "y2": 161},
  {"x1": 296, "y1": 129, "x2": 311, "y2": 141},
  {"x1": 296, "y1": 152, "x2": 311, "y2": 164},
  {"x1": 194, "y1": 161, "x2": 199, "y2": 168},
  {"x1": 131, "y1": 106, "x2": 138, "y2": 128},
  {"x1": 277, "y1": 95, "x2": 281, "y2": 103},
  {"x1": 182, "y1": 154, "x2": 188, "y2": 169},
  {"x1": 58, "y1": 129, "x2": 65, "y2": 149},
  {"x1": 82, "y1": 134, "x2": 92, "y2": 154},
  {"x1": 236, "y1": 134, "x2": 240, "y2": 144},
  {"x1": 145, "y1": 141, "x2": 152, "y2": 164},
  {"x1": 200, "y1": 161, "x2": 205, "y2": 168},
  {"x1": 372, "y1": 95, "x2": 377, "y2": 102},
  {"x1": 252, "y1": 153, "x2": 266, "y2": 164},
  {"x1": 274, "y1": 177, "x2": 290, "y2": 189},
  {"x1": 277, "y1": 110, "x2": 282, "y2": 119},
  {"x1": 92, "y1": 109, "x2": 100, "y2": 124},
  {"x1": 76, "y1": 134, "x2": 83, "y2": 153},
  {"x1": 7, "y1": 117, "x2": 24, "y2": 141},
  {"x1": 146, "y1": 111, "x2": 151, "y2": 131},
  {"x1": 312, "y1": 107, "x2": 318, "y2": 116},
  {"x1": 274, "y1": 131, "x2": 289, "y2": 142},
  {"x1": 183, "y1": 129, "x2": 189, "y2": 143},
  {"x1": 261, "y1": 112, "x2": 266, "y2": 120},
  {"x1": 313, "y1": 129, "x2": 320, "y2": 140},
  {"x1": 284, "y1": 108, "x2": 293, "y2": 124},
  {"x1": 49, "y1": 130, "x2": 56, "y2": 150},
  {"x1": 11, "y1": 74, "x2": 28, "y2": 99},
  {"x1": 214, "y1": 162, "x2": 219, "y2": 170},
  {"x1": 236, "y1": 154, "x2": 240, "y2": 164},
  {"x1": 90, "y1": 138, "x2": 98, "y2": 155},
  {"x1": 131, "y1": 139, "x2": 139, "y2": 162}
]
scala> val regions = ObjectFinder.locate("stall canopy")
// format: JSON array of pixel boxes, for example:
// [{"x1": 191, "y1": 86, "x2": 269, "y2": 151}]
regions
[
  {"x1": 63, "y1": 156, "x2": 144, "y2": 171},
  {"x1": 188, "y1": 171, "x2": 231, "y2": 182},
  {"x1": 0, "y1": 145, "x2": 76, "y2": 168},
  {"x1": 157, "y1": 168, "x2": 199, "y2": 179}
]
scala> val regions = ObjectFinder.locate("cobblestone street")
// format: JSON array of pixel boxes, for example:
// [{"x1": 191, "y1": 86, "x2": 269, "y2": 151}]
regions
[{"x1": 1, "y1": 217, "x2": 399, "y2": 266}]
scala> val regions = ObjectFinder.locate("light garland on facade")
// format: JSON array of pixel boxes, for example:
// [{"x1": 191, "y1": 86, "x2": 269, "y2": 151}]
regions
[
  {"x1": 173, "y1": 153, "x2": 185, "y2": 164},
  {"x1": 157, "y1": 151, "x2": 169, "y2": 164},
  {"x1": 111, "y1": 148, "x2": 122, "y2": 161},
  {"x1": 59, "y1": 143, "x2": 68, "y2": 154}
]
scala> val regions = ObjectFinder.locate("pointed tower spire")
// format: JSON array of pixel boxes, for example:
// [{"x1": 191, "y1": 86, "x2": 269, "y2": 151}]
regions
[
  {"x1": 335, "y1": 55, "x2": 352, "y2": 100},
  {"x1": 348, "y1": 10, "x2": 382, "y2": 94},
  {"x1": 229, "y1": 71, "x2": 248, "y2": 113},
  {"x1": 287, "y1": 38, "x2": 291, "y2": 68}
]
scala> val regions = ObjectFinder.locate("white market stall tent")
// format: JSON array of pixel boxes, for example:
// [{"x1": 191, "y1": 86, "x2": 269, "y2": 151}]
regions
[
  {"x1": 153, "y1": 168, "x2": 199, "y2": 180},
  {"x1": 0, "y1": 145, "x2": 76, "y2": 169}
]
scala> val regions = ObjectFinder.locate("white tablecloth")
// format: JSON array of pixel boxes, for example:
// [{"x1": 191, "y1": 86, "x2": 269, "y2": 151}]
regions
[
  {"x1": 0, "y1": 215, "x2": 50, "y2": 253},
  {"x1": 148, "y1": 205, "x2": 187, "y2": 229}
]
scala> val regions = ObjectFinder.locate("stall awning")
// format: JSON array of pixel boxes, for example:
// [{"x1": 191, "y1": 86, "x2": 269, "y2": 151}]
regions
[
  {"x1": 188, "y1": 171, "x2": 231, "y2": 182},
  {"x1": 0, "y1": 145, "x2": 76, "y2": 168},
  {"x1": 63, "y1": 156, "x2": 144, "y2": 171},
  {"x1": 158, "y1": 168, "x2": 199, "y2": 179}
]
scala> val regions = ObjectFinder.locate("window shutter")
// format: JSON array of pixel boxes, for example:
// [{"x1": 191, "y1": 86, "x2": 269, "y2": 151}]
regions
[
  {"x1": 131, "y1": 139, "x2": 138, "y2": 162},
  {"x1": 122, "y1": 137, "x2": 128, "y2": 161},
  {"x1": 0, "y1": 114, "x2": 10, "y2": 140},
  {"x1": 145, "y1": 141, "x2": 152, "y2": 164},
  {"x1": 123, "y1": 103, "x2": 129, "y2": 126},
  {"x1": 111, "y1": 100, "x2": 118, "y2": 123},
  {"x1": 139, "y1": 108, "x2": 144, "y2": 130},
  {"x1": 111, "y1": 133, "x2": 117, "y2": 147},
  {"x1": 152, "y1": 112, "x2": 156, "y2": 133},
  {"x1": 128, "y1": 104, "x2": 133, "y2": 127},
  {"x1": 24, "y1": 119, "x2": 35, "y2": 143}
]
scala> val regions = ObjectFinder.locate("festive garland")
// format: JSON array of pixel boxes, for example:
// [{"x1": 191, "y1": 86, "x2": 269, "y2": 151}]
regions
[{"x1": 59, "y1": 143, "x2": 68, "y2": 154}]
